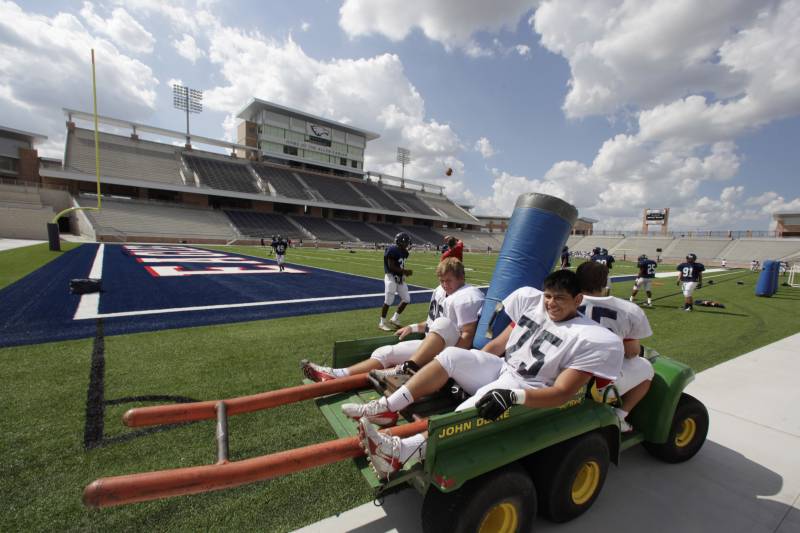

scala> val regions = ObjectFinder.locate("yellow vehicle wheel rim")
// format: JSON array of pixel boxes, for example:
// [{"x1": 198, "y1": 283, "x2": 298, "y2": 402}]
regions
[
  {"x1": 571, "y1": 461, "x2": 600, "y2": 505},
  {"x1": 479, "y1": 502, "x2": 519, "y2": 533},
  {"x1": 675, "y1": 418, "x2": 697, "y2": 448}
]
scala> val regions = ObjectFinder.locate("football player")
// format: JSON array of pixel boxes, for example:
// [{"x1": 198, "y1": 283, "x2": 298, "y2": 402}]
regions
[
  {"x1": 441, "y1": 235, "x2": 464, "y2": 262},
  {"x1": 577, "y1": 261, "x2": 654, "y2": 432},
  {"x1": 378, "y1": 233, "x2": 413, "y2": 331},
  {"x1": 274, "y1": 235, "x2": 287, "y2": 271},
  {"x1": 676, "y1": 253, "x2": 705, "y2": 311},
  {"x1": 345, "y1": 270, "x2": 623, "y2": 479},
  {"x1": 560, "y1": 245, "x2": 570, "y2": 269},
  {"x1": 590, "y1": 247, "x2": 615, "y2": 294},
  {"x1": 301, "y1": 258, "x2": 484, "y2": 382},
  {"x1": 630, "y1": 254, "x2": 658, "y2": 307}
]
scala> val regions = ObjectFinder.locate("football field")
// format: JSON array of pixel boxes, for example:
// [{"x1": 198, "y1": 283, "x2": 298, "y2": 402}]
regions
[{"x1": 1, "y1": 243, "x2": 798, "y2": 532}]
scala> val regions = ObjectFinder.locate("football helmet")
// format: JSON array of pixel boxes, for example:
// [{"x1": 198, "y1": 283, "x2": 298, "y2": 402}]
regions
[
  {"x1": 687, "y1": 253, "x2": 697, "y2": 262},
  {"x1": 395, "y1": 232, "x2": 411, "y2": 248},
  {"x1": 592, "y1": 247, "x2": 601, "y2": 255},
  {"x1": 601, "y1": 248, "x2": 609, "y2": 255},
  {"x1": 638, "y1": 254, "x2": 647, "y2": 262}
]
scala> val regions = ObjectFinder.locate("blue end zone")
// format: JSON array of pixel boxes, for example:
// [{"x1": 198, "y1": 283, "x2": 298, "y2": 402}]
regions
[{"x1": 0, "y1": 244, "x2": 431, "y2": 348}]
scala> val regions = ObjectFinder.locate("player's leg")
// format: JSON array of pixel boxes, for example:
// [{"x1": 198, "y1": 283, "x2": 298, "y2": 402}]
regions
[
  {"x1": 302, "y1": 339, "x2": 424, "y2": 382},
  {"x1": 682, "y1": 282, "x2": 697, "y2": 310},
  {"x1": 612, "y1": 357, "x2": 655, "y2": 431},
  {"x1": 389, "y1": 283, "x2": 411, "y2": 327},
  {"x1": 630, "y1": 279, "x2": 641, "y2": 302},
  {"x1": 380, "y1": 276, "x2": 397, "y2": 330},
  {"x1": 644, "y1": 279, "x2": 653, "y2": 306}
]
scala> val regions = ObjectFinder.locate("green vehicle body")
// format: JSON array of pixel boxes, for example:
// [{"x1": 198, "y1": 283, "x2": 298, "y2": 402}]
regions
[{"x1": 319, "y1": 333, "x2": 696, "y2": 497}]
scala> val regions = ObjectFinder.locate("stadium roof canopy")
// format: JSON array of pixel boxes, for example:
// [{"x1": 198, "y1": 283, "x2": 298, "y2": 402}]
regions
[
  {"x1": 235, "y1": 98, "x2": 380, "y2": 142},
  {"x1": 0, "y1": 125, "x2": 47, "y2": 143}
]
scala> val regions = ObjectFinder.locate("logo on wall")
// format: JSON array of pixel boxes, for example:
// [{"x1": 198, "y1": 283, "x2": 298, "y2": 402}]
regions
[
  {"x1": 645, "y1": 208, "x2": 667, "y2": 225},
  {"x1": 307, "y1": 123, "x2": 331, "y2": 140}
]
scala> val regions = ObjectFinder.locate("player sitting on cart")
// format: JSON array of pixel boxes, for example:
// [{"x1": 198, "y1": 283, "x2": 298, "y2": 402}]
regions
[
  {"x1": 301, "y1": 258, "x2": 485, "y2": 382},
  {"x1": 343, "y1": 269, "x2": 624, "y2": 479}
]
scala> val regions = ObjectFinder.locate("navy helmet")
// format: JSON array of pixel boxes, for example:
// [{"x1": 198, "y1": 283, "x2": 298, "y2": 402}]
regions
[
  {"x1": 395, "y1": 232, "x2": 411, "y2": 248},
  {"x1": 638, "y1": 254, "x2": 648, "y2": 261},
  {"x1": 687, "y1": 253, "x2": 697, "y2": 262},
  {"x1": 601, "y1": 248, "x2": 609, "y2": 255},
  {"x1": 592, "y1": 246, "x2": 601, "y2": 255}
]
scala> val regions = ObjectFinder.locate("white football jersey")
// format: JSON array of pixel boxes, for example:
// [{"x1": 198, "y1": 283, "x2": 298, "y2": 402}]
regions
[
  {"x1": 501, "y1": 287, "x2": 623, "y2": 387},
  {"x1": 579, "y1": 295, "x2": 653, "y2": 340},
  {"x1": 426, "y1": 284, "x2": 485, "y2": 331}
]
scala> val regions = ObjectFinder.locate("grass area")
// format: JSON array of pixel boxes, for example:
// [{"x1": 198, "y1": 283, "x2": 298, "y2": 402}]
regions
[
  {"x1": 1, "y1": 244, "x2": 798, "y2": 531},
  {"x1": 0, "y1": 241, "x2": 80, "y2": 290}
]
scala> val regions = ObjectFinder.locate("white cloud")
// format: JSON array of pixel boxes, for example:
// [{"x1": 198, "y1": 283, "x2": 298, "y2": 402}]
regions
[
  {"x1": 79, "y1": 2, "x2": 155, "y2": 54},
  {"x1": 0, "y1": 1, "x2": 159, "y2": 157},
  {"x1": 339, "y1": 0, "x2": 537, "y2": 54},
  {"x1": 514, "y1": 44, "x2": 531, "y2": 56},
  {"x1": 173, "y1": 33, "x2": 205, "y2": 63},
  {"x1": 301, "y1": 21, "x2": 311, "y2": 32},
  {"x1": 474, "y1": 137, "x2": 496, "y2": 158},
  {"x1": 202, "y1": 28, "x2": 465, "y2": 188}
]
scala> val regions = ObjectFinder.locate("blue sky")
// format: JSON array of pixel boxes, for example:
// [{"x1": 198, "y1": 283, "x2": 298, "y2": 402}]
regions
[{"x1": 1, "y1": 0, "x2": 798, "y2": 230}]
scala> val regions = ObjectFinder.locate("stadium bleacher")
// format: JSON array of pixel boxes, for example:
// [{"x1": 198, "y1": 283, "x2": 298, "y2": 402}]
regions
[
  {"x1": 384, "y1": 189, "x2": 439, "y2": 217},
  {"x1": 66, "y1": 128, "x2": 183, "y2": 185},
  {"x1": 354, "y1": 182, "x2": 405, "y2": 212},
  {"x1": 225, "y1": 210, "x2": 303, "y2": 239},
  {"x1": 291, "y1": 216, "x2": 350, "y2": 241},
  {"x1": 612, "y1": 237, "x2": 674, "y2": 260},
  {"x1": 662, "y1": 238, "x2": 734, "y2": 261},
  {"x1": 80, "y1": 196, "x2": 234, "y2": 239},
  {"x1": 398, "y1": 225, "x2": 445, "y2": 245},
  {"x1": 252, "y1": 163, "x2": 311, "y2": 200},
  {"x1": 184, "y1": 155, "x2": 261, "y2": 194},
  {"x1": 422, "y1": 195, "x2": 472, "y2": 221},
  {"x1": 332, "y1": 220, "x2": 393, "y2": 243},
  {"x1": 570, "y1": 235, "x2": 625, "y2": 253},
  {"x1": 298, "y1": 173, "x2": 370, "y2": 209},
  {"x1": 707, "y1": 238, "x2": 800, "y2": 262}
]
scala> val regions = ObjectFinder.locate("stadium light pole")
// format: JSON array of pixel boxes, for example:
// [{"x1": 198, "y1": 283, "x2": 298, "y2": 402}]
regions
[
  {"x1": 173, "y1": 84, "x2": 203, "y2": 148},
  {"x1": 396, "y1": 147, "x2": 411, "y2": 188}
]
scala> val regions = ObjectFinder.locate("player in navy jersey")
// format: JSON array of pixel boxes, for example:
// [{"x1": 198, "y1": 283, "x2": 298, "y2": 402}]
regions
[
  {"x1": 590, "y1": 247, "x2": 615, "y2": 294},
  {"x1": 560, "y1": 245, "x2": 570, "y2": 269},
  {"x1": 274, "y1": 236, "x2": 288, "y2": 271},
  {"x1": 630, "y1": 254, "x2": 658, "y2": 307},
  {"x1": 676, "y1": 253, "x2": 705, "y2": 311},
  {"x1": 380, "y1": 233, "x2": 413, "y2": 330}
]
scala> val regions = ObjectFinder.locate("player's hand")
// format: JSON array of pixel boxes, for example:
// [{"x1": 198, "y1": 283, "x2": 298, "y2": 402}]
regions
[
  {"x1": 404, "y1": 269, "x2": 413, "y2": 277},
  {"x1": 476, "y1": 389, "x2": 517, "y2": 420},
  {"x1": 676, "y1": 280, "x2": 681, "y2": 287},
  {"x1": 395, "y1": 326, "x2": 413, "y2": 339}
]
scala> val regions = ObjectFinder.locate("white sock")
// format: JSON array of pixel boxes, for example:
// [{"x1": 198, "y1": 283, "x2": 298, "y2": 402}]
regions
[
  {"x1": 379, "y1": 317, "x2": 387, "y2": 324},
  {"x1": 387, "y1": 385, "x2": 414, "y2": 412},
  {"x1": 399, "y1": 433, "x2": 427, "y2": 463},
  {"x1": 614, "y1": 408, "x2": 629, "y2": 420},
  {"x1": 629, "y1": 296, "x2": 634, "y2": 302},
  {"x1": 332, "y1": 368, "x2": 350, "y2": 378},
  {"x1": 647, "y1": 298, "x2": 652, "y2": 304},
  {"x1": 391, "y1": 312, "x2": 400, "y2": 322}
]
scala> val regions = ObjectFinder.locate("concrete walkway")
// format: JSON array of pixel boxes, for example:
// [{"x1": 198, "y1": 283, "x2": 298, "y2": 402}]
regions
[
  {"x1": 0, "y1": 238, "x2": 45, "y2": 251},
  {"x1": 295, "y1": 332, "x2": 800, "y2": 533}
]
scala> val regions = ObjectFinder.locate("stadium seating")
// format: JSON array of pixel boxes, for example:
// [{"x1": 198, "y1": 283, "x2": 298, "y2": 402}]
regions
[
  {"x1": 421, "y1": 195, "x2": 473, "y2": 221},
  {"x1": 225, "y1": 210, "x2": 303, "y2": 239},
  {"x1": 79, "y1": 196, "x2": 234, "y2": 238},
  {"x1": 662, "y1": 238, "x2": 734, "y2": 261},
  {"x1": 298, "y1": 173, "x2": 370, "y2": 208},
  {"x1": 569, "y1": 235, "x2": 625, "y2": 253},
  {"x1": 384, "y1": 189, "x2": 439, "y2": 217},
  {"x1": 708, "y1": 239, "x2": 800, "y2": 262},
  {"x1": 66, "y1": 128, "x2": 183, "y2": 185},
  {"x1": 184, "y1": 155, "x2": 261, "y2": 194},
  {"x1": 252, "y1": 164, "x2": 311, "y2": 200},
  {"x1": 399, "y1": 225, "x2": 446, "y2": 245},
  {"x1": 353, "y1": 182, "x2": 405, "y2": 212},
  {"x1": 291, "y1": 216, "x2": 350, "y2": 241},
  {"x1": 332, "y1": 220, "x2": 394, "y2": 242},
  {"x1": 611, "y1": 237, "x2": 674, "y2": 260}
]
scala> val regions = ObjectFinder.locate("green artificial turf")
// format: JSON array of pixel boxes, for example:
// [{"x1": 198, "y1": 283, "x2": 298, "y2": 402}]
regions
[
  {"x1": 1, "y1": 245, "x2": 798, "y2": 531},
  {"x1": 0, "y1": 241, "x2": 80, "y2": 290}
]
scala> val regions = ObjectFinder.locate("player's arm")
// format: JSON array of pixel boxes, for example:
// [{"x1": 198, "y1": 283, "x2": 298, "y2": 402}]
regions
[
  {"x1": 396, "y1": 321, "x2": 426, "y2": 339},
  {"x1": 517, "y1": 369, "x2": 593, "y2": 408},
  {"x1": 623, "y1": 339, "x2": 641, "y2": 358},
  {"x1": 455, "y1": 321, "x2": 478, "y2": 349},
  {"x1": 482, "y1": 323, "x2": 513, "y2": 356}
]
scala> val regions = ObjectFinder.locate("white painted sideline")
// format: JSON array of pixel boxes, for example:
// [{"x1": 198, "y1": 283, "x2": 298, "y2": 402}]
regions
[
  {"x1": 294, "y1": 332, "x2": 800, "y2": 533},
  {"x1": 73, "y1": 244, "x2": 104, "y2": 320}
]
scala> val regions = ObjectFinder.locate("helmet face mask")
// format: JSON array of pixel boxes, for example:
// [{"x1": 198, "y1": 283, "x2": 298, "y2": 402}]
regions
[{"x1": 395, "y1": 232, "x2": 411, "y2": 248}]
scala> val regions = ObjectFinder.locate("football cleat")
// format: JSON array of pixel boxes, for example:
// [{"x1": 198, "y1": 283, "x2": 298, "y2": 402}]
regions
[
  {"x1": 378, "y1": 321, "x2": 395, "y2": 331},
  {"x1": 341, "y1": 398, "x2": 398, "y2": 426},
  {"x1": 300, "y1": 359, "x2": 336, "y2": 382},
  {"x1": 389, "y1": 319, "x2": 403, "y2": 329},
  {"x1": 369, "y1": 365, "x2": 404, "y2": 379},
  {"x1": 359, "y1": 417, "x2": 402, "y2": 480}
]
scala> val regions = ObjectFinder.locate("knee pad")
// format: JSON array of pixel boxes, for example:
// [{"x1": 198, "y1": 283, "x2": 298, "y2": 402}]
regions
[
  {"x1": 371, "y1": 345, "x2": 394, "y2": 366},
  {"x1": 434, "y1": 346, "x2": 461, "y2": 376},
  {"x1": 429, "y1": 317, "x2": 460, "y2": 346}
]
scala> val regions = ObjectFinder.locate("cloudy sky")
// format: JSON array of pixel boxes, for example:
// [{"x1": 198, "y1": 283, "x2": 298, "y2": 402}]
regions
[{"x1": 1, "y1": 0, "x2": 799, "y2": 230}]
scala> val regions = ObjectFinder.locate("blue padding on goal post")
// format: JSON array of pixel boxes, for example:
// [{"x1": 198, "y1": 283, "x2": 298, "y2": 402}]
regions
[
  {"x1": 473, "y1": 193, "x2": 578, "y2": 349},
  {"x1": 755, "y1": 260, "x2": 775, "y2": 297}
]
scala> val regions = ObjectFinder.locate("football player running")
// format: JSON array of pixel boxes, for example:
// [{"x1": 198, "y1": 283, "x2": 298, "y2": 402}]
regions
[
  {"x1": 577, "y1": 262, "x2": 654, "y2": 432},
  {"x1": 379, "y1": 233, "x2": 413, "y2": 331},
  {"x1": 630, "y1": 254, "x2": 658, "y2": 307},
  {"x1": 346, "y1": 270, "x2": 623, "y2": 479},
  {"x1": 301, "y1": 258, "x2": 484, "y2": 382},
  {"x1": 676, "y1": 253, "x2": 705, "y2": 311},
  {"x1": 274, "y1": 235, "x2": 288, "y2": 272}
]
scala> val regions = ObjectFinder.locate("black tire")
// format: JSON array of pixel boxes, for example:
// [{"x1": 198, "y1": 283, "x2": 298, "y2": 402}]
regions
[
  {"x1": 643, "y1": 393, "x2": 709, "y2": 463},
  {"x1": 421, "y1": 463, "x2": 536, "y2": 533},
  {"x1": 528, "y1": 431, "x2": 610, "y2": 523}
]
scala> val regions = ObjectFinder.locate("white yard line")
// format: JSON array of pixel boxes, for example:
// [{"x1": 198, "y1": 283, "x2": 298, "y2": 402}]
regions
[
  {"x1": 73, "y1": 288, "x2": 435, "y2": 320},
  {"x1": 73, "y1": 244, "x2": 104, "y2": 320}
]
